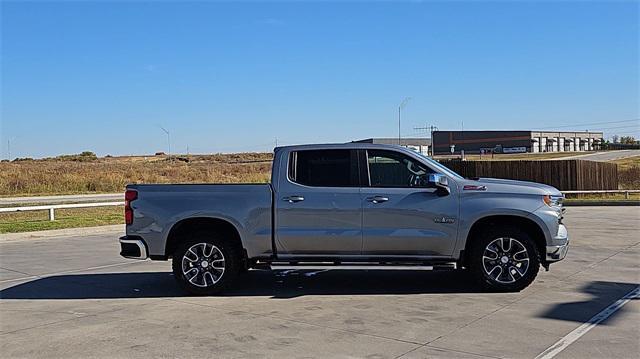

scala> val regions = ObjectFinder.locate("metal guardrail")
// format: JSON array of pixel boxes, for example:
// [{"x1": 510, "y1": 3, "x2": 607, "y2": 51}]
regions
[
  {"x1": 0, "y1": 193, "x2": 122, "y2": 206},
  {"x1": 0, "y1": 201, "x2": 124, "y2": 221}
]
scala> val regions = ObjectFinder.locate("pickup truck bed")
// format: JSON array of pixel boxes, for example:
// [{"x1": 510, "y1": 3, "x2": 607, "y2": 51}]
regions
[{"x1": 125, "y1": 183, "x2": 274, "y2": 259}]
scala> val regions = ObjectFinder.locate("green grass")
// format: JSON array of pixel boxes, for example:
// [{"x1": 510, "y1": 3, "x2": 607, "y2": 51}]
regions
[
  {"x1": 0, "y1": 206, "x2": 123, "y2": 233},
  {"x1": 563, "y1": 193, "x2": 640, "y2": 200}
]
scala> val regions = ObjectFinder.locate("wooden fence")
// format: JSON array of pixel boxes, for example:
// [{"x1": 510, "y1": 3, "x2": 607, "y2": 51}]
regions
[{"x1": 438, "y1": 159, "x2": 618, "y2": 190}]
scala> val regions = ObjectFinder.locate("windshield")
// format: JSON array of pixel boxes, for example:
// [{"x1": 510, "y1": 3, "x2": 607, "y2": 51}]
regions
[{"x1": 414, "y1": 152, "x2": 465, "y2": 180}]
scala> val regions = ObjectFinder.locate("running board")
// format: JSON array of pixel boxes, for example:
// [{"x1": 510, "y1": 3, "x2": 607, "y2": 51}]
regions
[{"x1": 255, "y1": 262, "x2": 457, "y2": 271}]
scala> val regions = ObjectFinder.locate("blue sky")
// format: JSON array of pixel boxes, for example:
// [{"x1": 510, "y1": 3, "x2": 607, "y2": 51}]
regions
[{"x1": 1, "y1": 1, "x2": 638, "y2": 158}]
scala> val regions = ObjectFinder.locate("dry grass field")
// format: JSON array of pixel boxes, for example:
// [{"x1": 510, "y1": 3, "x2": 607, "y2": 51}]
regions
[
  {"x1": 613, "y1": 156, "x2": 640, "y2": 189},
  {"x1": 0, "y1": 153, "x2": 273, "y2": 197},
  {"x1": 1, "y1": 152, "x2": 638, "y2": 197}
]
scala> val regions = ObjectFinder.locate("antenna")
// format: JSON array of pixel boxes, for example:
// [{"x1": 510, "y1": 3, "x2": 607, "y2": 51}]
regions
[{"x1": 414, "y1": 123, "x2": 438, "y2": 156}]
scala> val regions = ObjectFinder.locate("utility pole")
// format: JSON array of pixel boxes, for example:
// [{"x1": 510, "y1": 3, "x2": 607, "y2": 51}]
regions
[
  {"x1": 398, "y1": 97, "x2": 411, "y2": 145},
  {"x1": 414, "y1": 123, "x2": 438, "y2": 156}
]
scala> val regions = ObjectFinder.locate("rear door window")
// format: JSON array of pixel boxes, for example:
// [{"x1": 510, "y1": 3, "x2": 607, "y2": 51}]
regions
[{"x1": 289, "y1": 150, "x2": 359, "y2": 187}]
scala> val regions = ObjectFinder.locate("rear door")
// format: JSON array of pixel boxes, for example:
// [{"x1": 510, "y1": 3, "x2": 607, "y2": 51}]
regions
[
  {"x1": 274, "y1": 149, "x2": 363, "y2": 256},
  {"x1": 360, "y1": 149, "x2": 459, "y2": 257}
]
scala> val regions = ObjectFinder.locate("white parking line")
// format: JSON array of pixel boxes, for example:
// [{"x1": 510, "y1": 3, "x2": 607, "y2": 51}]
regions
[{"x1": 535, "y1": 285, "x2": 640, "y2": 359}]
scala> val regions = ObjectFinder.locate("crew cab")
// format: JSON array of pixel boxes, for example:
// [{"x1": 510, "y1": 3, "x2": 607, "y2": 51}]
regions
[{"x1": 119, "y1": 143, "x2": 569, "y2": 294}]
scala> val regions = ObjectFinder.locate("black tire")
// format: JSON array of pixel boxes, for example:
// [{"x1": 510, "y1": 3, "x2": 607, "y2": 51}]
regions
[
  {"x1": 468, "y1": 225, "x2": 540, "y2": 292},
  {"x1": 172, "y1": 230, "x2": 241, "y2": 295}
]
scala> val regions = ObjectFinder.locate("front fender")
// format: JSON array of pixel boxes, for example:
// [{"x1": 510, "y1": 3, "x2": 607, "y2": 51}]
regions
[{"x1": 453, "y1": 193, "x2": 550, "y2": 258}]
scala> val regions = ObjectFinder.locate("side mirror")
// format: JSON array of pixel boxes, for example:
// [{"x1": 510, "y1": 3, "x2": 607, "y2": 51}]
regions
[{"x1": 428, "y1": 173, "x2": 450, "y2": 195}]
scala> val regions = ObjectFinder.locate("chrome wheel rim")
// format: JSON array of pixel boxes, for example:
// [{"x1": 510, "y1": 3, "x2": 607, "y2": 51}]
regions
[
  {"x1": 181, "y1": 243, "x2": 225, "y2": 287},
  {"x1": 482, "y1": 237, "x2": 529, "y2": 284}
]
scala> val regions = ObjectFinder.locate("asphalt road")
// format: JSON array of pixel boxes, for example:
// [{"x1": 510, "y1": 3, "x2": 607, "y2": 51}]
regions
[
  {"x1": 1, "y1": 207, "x2": 639, "y2": 358},
  {"x1": 555, "y1": 150, "x2": 640, "y2": 162}
]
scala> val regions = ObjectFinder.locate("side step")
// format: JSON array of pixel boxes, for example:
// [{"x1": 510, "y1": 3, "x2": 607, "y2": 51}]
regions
[{"x1": 254, "y1": 261, "x2": 457, "y2": 271}]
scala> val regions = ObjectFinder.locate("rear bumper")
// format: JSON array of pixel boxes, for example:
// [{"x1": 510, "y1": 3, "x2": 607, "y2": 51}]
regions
[
  {"x1": 119, "y1": 236, "x2": 148, "y2": 260},
  {"x1": 546, "y1": 224, "x2": 569, "y2": 262}
]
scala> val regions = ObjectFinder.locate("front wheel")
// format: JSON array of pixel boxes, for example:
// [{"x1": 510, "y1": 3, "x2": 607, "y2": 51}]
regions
[
  {"x1": 172, "y1": 231, "x2": 240, "y2": 295},
  {"x1": 468, "y1": 226, "x2": 540, "y2": 292}
]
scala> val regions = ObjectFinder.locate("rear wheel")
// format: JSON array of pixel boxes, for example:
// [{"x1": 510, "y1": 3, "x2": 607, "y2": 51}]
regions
[
  {"x1": 172, "y1": 231, "x2": 240, "y2": 295},
  {"x1": 468, "y1": 226, "x2": 540, "y2": 292}
]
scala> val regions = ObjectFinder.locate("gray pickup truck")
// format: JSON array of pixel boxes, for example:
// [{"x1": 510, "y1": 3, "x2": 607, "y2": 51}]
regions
[{"x1": 119, "y1": 143, "x2": 568, "y2": 294}]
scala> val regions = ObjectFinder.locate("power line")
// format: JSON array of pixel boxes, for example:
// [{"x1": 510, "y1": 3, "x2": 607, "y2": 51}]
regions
[
  {"x1": 535, "y1": 119, "x2": 638, "y2": 130},
  {"x1": 590, "y1": 125, "x2": 640, "y2": 131}
]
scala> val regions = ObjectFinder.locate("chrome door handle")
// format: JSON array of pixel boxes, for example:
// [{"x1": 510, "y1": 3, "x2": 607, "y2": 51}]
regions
[
  {"x1": 283, "y1": 195, "x2": 305, "y2": 203},
  {"x1": 367, "y1": 196, "x2": 389, "y2": 203}
]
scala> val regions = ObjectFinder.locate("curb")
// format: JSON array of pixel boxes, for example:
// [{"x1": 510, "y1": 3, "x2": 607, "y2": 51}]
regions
[
  {"x1": 0, "y1": 224, "x2": 124, "y2": 241},
  {"x1": 564, "y1": 201, "x2": 640, "y2": 207}
]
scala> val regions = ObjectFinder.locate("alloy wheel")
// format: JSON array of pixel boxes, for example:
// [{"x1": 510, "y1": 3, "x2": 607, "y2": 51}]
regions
[
  {"x1": 482, "y1": 237, "x2": 530, "y2": 284},
  {"x1": 181, "y1": 242, "x2": 226, "y2": 287}
]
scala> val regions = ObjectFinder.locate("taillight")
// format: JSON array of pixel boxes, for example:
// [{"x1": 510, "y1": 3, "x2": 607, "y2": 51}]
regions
[{"x1": 125, "y1": 189, "x2": 138, "y2": 225}]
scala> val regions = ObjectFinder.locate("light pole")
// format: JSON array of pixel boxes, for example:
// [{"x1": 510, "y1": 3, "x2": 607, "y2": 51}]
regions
[
  {"x1": 6, "y1": 137, "x2": 17, "y2": 161},
  {"x1": 159, "y1": 126, "x2": 171, "y2": 158},
  {"x1": 398, "y1": 97, "x2": 411, "y2": 145}
]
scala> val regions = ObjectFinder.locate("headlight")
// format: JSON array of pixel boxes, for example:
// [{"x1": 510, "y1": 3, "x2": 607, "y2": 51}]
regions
[{"x1": 543, "y1": 195, "x2": 564, "y2": 207}]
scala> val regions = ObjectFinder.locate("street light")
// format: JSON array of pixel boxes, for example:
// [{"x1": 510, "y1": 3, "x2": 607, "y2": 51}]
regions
[
  {"x1": 398, "y1": 97, "x2": 411, "y2": 145},
  {"x1": 6, "y1": 137, "x2": 17, "y2": 161},
  {"x1": 159, "y1": 126, "x2": 171, "y2": 158}
]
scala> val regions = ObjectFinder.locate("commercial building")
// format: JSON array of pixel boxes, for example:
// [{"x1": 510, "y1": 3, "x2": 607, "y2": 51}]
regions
[
  {"x1": 432, "y1": 130, "x2": 604, "y2": 155},
  {"x1": 353, "y1": 138, "x2": 431, "y2": 155}
]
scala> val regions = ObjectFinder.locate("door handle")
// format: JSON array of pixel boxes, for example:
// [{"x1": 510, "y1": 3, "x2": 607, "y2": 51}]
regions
[
  {"x1": 366, "y1": 196, "x2": 389, "y2": 204},
  {"x1": 283, "y1": 195, "x2": 305, "y2": 203}
]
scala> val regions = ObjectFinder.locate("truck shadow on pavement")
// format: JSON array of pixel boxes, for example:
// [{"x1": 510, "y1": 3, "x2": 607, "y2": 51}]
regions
[
  {"x1": 1, "y1": 269, "x2": 485, "y2": 299},
  {"x1": 537, "y1": 280, "x2": 639, "y2": 326},
  {"x1": 2, "y1": 271, "x2": 636, "y2": 325}
]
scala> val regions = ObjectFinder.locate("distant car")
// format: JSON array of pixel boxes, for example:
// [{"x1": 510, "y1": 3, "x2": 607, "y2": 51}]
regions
[{"x1": 119, "y1": 143, "x2": 568, "y2": 294}]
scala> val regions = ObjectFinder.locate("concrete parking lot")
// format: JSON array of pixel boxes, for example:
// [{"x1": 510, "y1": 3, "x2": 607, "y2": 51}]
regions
[{"x1": 1, "y1": 207, "x2": 638, "y2": 358}]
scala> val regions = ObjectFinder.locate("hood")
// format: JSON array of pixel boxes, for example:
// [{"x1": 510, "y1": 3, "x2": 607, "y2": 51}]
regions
[{"x1": 463, "y1": 178, "x2": 562, "y2": 196}]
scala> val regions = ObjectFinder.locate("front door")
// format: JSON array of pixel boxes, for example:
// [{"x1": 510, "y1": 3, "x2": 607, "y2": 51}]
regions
[
  {"x1": 275, "y1": 149, "x2": 363, "y2": 256},
  {"x1": 361, "y1": 149, "x2": 459, "y2": 257}
]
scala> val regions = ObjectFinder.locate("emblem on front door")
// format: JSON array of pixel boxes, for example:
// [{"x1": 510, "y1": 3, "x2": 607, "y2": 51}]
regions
[{"x1": 434, "y1": 217, "x2": 456, "y2": 224}]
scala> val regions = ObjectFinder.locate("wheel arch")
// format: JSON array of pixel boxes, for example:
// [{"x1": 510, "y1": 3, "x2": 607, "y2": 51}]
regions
[
  {"x1": 460, "y1": 214, "x2": 547, "y2": 267},
  {"x1": 164, "y1": 217, "x2": 246, "y2": 260}
]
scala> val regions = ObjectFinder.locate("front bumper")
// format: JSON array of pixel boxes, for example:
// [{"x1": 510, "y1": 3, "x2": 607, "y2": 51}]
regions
[
  {"x1": 546, "y1": 224, "x2": 569, "y2": 262},
  {"x1": 119, "y1": 236, "x2": 149, "y2": 260}
]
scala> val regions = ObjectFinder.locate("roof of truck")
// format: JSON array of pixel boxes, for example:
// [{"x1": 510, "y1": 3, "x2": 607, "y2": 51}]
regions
[{"x1": 274, "y1": 142, "x2": 410, "y2": 152}]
